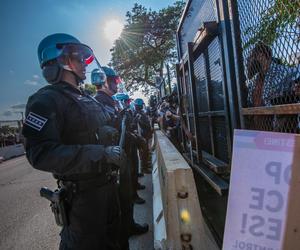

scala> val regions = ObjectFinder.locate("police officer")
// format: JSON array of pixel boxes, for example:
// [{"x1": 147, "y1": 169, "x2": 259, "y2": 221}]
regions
[
  {"x1": 133, "y1": 98, "x2": 152, "y2": 174},
  {"x1": 114, "y1": 94, "x2": 146, "y2": 205},
  {"x1": 91, "y1": 68, "x2": 148, "y2": 250},
  {"x1": 93, "y1": 66, "x2": 120, "y2": 118},
  {"x1": 22, "y1": 33, "x2": 124, "y2": 250}
]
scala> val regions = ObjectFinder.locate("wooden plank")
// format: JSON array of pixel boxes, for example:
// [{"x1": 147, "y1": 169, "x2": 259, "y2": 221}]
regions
[
  {"x1": 193, "y1": 164, "x2": 229, "y2": 196},
  {"x1": 202, "y1": 151, "x2": 229, "y2": 174},
  {"x1": 198, "y1": 110, "x2": 226, "y2": 117},
  {"x1": 155, "y1": 130, "x2": 219, "y2": 250},
  {"x1": 241, "y1": 103, "x2": 300, "y2": 115},
  {"x1": 193, "y1": 21, "x2": 219, "y2": 55},
  {"x1": 166, "y1": 170, "x2": 182, "y2": 248}
]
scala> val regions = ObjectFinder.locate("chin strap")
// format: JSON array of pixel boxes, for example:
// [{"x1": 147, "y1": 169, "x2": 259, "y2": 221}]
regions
[{"x1": 62, "y1": 65, "x2": 83, "y2": 86}]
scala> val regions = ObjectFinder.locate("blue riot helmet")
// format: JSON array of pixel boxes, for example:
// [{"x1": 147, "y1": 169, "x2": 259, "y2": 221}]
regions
[
  {"x1": 83, "y1": 57, "x2": 106, "y2": 86},
  {"x1": 102, "y1": 66, "x2": 117, "y2": 77},
  {"x1": 134, "y1": 98, "x2": 144, "y2": 106},
  {"x1": 134, "y1": 98, "x2": 144, "y2": 111},
  {"x1": 38, "y1": 33, "x2": 82, "y2": 67},
  {"x1": 114, "y1": 93, "x2": 130, "y2": 109},
  {"x1": 37, "y1": 33, "x2": 102, "y2": 85},
  {"x1": 114, "y1": 93, "x2": 130, "y2": 101},
  {"x1": 38, "y1": 33, "x2": 94, "y2": 83},
  {"x1": 101, "y1": 66, "x2": 122, "y2": 94},
  {"x1": 91, "y1": 63, "x2": 107, "y2": 86}
]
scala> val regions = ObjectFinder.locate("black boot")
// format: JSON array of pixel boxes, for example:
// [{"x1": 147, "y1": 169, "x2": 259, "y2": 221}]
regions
[
  {"x1": 137, "y1": 183, "x2": 146, "y2": 190},
  {"x1": 129, "y1": 222, "x2": 149, "y2": 236},
  {"x1": 134, "y1": 195, "x2": 145, "y2": 204},
  {"x1": 138, "y1": 173, "x2": 144, "y2": 178}
]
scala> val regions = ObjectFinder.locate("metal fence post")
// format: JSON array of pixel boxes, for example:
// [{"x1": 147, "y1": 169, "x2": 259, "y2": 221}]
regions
[
  {"x1": 214, "y1": 0, "x2": 241, "y2": 159},
  {"x1": 187, "y1": 42, "x2": 203, "y2": 164}
]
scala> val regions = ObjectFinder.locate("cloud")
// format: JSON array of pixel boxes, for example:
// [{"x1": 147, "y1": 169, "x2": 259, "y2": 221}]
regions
[
  {"x1": 11, "y1": 104, "x2": 26, "y2": 109},
  {"x1": 3, "y1": 111, "x2": 13, "y2": 117},
  {"x1": 24, "y1": 79, "x2": 39, "y2": 86},
  {"x1": 24, "y1": 73, "x2": 41, "y2": 86}
]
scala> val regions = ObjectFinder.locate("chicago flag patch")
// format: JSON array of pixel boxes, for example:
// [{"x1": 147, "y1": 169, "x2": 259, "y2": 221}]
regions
[{"x1": 24, "y1": 112, "x2": 48, "y2": 131}]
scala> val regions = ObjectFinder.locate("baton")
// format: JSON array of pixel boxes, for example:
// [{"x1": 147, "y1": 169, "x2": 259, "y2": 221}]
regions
[{"x1": 119, "y1": 112, "x2": 127, "y2": 154}]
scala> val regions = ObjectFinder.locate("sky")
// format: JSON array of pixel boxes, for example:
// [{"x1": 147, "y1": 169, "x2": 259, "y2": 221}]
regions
[{"x1": 0, "y1": 0, "x2": 178, "y2": 121}]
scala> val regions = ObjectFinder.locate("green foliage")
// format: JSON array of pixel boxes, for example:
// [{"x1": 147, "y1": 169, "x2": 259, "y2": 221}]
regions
[
  {"x1": 84, "y1": 84, "x2": 97, "y2": 95},
  {"x1": 110, "y1": 1, "x2": 185, "y2": 94},
  {"x1": 244, "y1": 0, "x2": 299, "y2": 49}
]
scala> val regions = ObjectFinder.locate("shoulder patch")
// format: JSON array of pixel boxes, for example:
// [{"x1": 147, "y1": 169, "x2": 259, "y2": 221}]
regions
[{"x1": 24, "y1": 112, "x2": 48, "y2": 131}]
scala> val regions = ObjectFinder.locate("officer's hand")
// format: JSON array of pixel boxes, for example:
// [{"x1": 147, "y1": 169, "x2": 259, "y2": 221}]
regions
[{"x1": 104, "y1": 146, "x2": 126, "y2": 167}]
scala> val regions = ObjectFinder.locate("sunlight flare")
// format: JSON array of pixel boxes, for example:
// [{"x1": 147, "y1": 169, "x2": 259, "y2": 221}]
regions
[{"x1": 103, "y1": 19, "x2": 123, "y2": 42}]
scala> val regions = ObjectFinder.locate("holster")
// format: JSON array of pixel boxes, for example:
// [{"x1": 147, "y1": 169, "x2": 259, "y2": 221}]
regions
[{"x1": 40, "y1": 184, "x2": 72, "y2": 227}]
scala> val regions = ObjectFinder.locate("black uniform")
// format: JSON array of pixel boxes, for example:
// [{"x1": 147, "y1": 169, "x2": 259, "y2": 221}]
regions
[
  {"x1": 22, "y1": 82, "x2": 120, "y2": 250},
  {"x1": 94, "y1": 90, "x2": 118, "y2": 120},
  {"x1": 94, "y1": 90, "x2": 133, "y2": 250},
  {"x1": 133, "y1": 109, "x2": 152, "y2": 172}
]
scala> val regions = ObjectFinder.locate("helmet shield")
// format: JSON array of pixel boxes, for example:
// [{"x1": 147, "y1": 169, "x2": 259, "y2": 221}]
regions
[
  {"x1": 56, "y1": 44, "x2": 105, "y2": 83},
  {"x1": 91, "y1": 67, "x2": 107, "y2": 86},
  {"x1": 84, "y1": 58, "x2": 106, "y2": 85},
  {"x1": 57, "y1": 44, "x2": 94, "y2": 65},
  {"x1": 38, "y1": 33, "x2": 82, "y2": 68}
]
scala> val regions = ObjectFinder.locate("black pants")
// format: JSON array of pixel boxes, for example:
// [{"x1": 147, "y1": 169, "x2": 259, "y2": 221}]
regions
[
  {"x1": 119, "y1": 160, "x2": 134, "y2": 250},
  {"x1": 130, "y1": 144, "x2": 139, "y2": 197},
  {"x1": 59, "y1": 182, "x2": 120, "y2": 250}
]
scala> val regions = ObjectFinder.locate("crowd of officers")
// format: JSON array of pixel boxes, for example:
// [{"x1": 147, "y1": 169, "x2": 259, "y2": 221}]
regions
[{"x1": 22, "y1": 34, "x2": 153, "y2": 250}]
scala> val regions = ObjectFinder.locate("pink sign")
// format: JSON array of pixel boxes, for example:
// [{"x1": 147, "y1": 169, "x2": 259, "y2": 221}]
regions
[{"x1": 223, "y1": 130, "x2": 295, "y2": 250}]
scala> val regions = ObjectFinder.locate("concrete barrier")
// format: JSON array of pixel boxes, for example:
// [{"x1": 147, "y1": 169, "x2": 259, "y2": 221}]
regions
[
  {"x1": 0, "y1": 144, "x2": 25, "y2": 160},
  {"x1": 154, "y1": 130, "x2": 219, "y2": 250}
]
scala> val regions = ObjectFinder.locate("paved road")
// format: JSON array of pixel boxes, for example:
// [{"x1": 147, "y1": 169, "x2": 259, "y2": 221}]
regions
[
  {"x1": 0, "y1": 156, "x2": 153, "y2": 250},
  {"x1": 0, "y1": 156, "x2": 59, "y2": 250}
]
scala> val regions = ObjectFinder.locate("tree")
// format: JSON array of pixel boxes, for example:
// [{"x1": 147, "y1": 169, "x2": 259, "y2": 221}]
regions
[
  {"x1": 110, "y1": 1, "x2": 185, "y2": 94},
  {"x1": 244, "y1": 0, "x2": 299, "y2": 49},
  {"x1": 84, "y1": 84, "x2": 97, "y2": 95}
]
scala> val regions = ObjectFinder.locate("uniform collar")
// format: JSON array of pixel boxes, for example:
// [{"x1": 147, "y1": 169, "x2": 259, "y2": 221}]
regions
[
  {"x1": 59, "y1": 81, "x2": 83, "y2": 95},
  {"x1": 95, "y1": 90, "x2": 115, "y2": 107}
]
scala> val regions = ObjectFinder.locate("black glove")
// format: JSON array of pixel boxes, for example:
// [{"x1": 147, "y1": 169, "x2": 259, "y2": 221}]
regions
[{"x1": 104, "y1": 146, "x2": 126, "y2": 168}]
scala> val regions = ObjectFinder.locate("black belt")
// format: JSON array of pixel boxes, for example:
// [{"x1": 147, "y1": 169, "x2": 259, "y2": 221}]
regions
[{"x1": 59, "y1": 172, "x2": 118, "y2": 192}]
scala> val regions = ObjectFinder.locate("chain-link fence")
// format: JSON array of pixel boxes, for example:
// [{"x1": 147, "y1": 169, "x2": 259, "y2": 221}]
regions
[
  {"x1": 176, "y1": 0, "x2": 299, "y2": 246},
  {"x1": 237, "y1": 0, "x2": 300, "y2": 132}
]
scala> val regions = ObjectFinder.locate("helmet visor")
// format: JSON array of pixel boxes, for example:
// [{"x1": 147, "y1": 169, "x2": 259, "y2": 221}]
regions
[
  {"x1": 59, "y1": 44, "x2": 106, "y2": 84},
  {"x1": 90, "y1": 66, "x2": 107, "y2": 86},
  {"x1": 59, "y1": 44, "x2": 94, "y2": 65},
  {"x1": 57, "y1": 44, "x2": 100, "y2": 82},
  {"x1": 84, "y1": 57, "x2": 107, "y2": 85}
]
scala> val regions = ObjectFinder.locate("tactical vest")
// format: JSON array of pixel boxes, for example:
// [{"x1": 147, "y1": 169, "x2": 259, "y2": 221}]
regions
[{"x1": 41, "y1": 84, "x2": 112, "y2": 146}]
